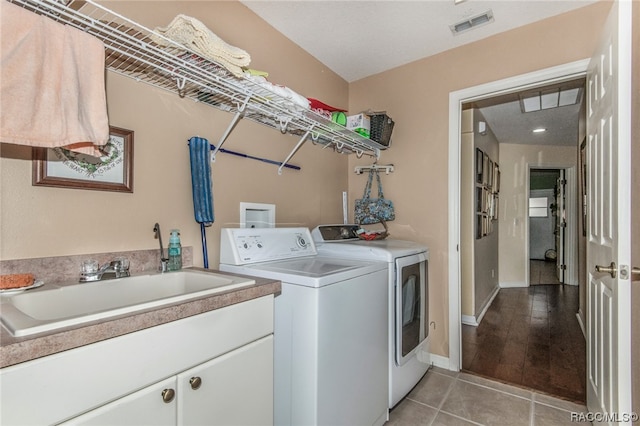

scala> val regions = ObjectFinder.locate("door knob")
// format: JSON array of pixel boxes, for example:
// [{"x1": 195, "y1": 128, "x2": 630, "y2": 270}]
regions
[
  {"x1": 632, "y1": 267, "x2": 640, "y2": 279},
  {"x1": 595, "y1": 262, "x2": 617, "y2": 279}
]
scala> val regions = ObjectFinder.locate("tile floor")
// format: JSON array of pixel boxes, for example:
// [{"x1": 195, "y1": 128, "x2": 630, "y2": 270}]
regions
[{"x1": 386, "y1": 367, "x2": 589, "y2": 426}]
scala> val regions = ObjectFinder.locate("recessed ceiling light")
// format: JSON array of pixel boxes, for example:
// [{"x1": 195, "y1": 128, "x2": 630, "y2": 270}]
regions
[{"x1": 533, "y1": 128, "x2": 547, "y2": 133}]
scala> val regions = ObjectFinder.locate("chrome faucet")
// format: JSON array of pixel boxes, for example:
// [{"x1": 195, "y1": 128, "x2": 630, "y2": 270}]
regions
[
  {"x1": 80, "y1": 258, "x2": 130, "y2": 282},
  {"x1": 153, "y1": 223, "x2": 169, "y2": 272}
]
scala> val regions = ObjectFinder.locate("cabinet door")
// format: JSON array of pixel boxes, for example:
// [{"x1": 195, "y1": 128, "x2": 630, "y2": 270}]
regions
[
  {"x1": 59, "y1": 377, "x2": 176, "y2": 426},
  {"x1": 177, "y1": 335, "x2": 273, "y2": 426}
]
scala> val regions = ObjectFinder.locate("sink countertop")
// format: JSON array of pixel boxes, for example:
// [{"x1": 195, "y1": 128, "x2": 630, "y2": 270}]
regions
[{"x1": 0, "y1": 268, "x2": 280, "y2": 369}]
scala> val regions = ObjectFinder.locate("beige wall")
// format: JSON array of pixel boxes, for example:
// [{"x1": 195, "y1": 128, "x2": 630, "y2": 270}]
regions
[
  {"x1": 0, "y1": 1, "x2": 351, "y2": 267},
  {"x1": 472, "y1": 110, "x2": 499, "y2": 316},
  {"x1": 498, "y1": 144, "x2": 577, "y2": 287},
  {"x1": 348, "y1": 2, "x2": 611, "y2": 356},
  {"x1": 460, "y1": 111, "x2": 474, "y2": 317},
  {"x1": 460, "y1": 109, "x2": 499, "y2": 320}
]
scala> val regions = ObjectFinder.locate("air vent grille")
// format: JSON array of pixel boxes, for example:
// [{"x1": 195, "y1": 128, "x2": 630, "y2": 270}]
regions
[{"x1": 450, "y1": 10, "x2": 494, "y2": 35}]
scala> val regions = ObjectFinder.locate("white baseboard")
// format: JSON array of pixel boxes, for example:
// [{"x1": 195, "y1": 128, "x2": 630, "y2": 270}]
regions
[
  {"x1": 461, "y1": 286, "x2": 499, "y2": 327},
  {"x1": 461, "y1": 315, "x2": 478, "y2": 326},
  {"x1": 576, "y1": 310, "x2": 586, "y2": 338},
  {"x1": 429, "y1": 353, "x2": 452, "y2": 371},
  {"x1": 475, "y1": 286, "x2": 499, "y2": 325},
  {"x1": 500, "y1": 281, "x2": 528, "y2": 288}
]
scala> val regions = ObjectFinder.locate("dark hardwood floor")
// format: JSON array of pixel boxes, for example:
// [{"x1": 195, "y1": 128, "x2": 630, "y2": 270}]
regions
[{"x1": 462, "y1": 271, "x2": 586, "y2": 404}]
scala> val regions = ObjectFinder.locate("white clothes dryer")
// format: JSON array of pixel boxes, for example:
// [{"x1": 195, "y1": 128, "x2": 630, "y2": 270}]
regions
[
  {"x1": 219, "y1": 227, "x2": 389, "y2": 426},
  {"x1": 311, "y1": 225, "x2": 430, "y2": 409}
]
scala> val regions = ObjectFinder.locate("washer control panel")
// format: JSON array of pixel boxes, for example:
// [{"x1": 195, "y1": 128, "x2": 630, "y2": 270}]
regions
[{"x1": 220, "y1": 227, "x2": 317, "y2": 265}]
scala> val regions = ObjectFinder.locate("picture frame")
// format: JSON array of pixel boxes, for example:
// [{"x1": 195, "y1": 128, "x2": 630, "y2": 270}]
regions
[
  {"x1": 482, "y1": 214, "x2": 489, "y2": 236},
  {"x1": 32, "y1": 126, "x2": 134, "y2": 193},
  {"x1": 487, "y1": 159, "x2": 494, "y2": 189},
  {"x1": 580, "y1": 138, "x2": 587, "y2": 236},
  {"x1": 482, "y1": 152, "x2": 490, "y2": 186},
  {"x1": 476, "y1": 214, "x2": 483, "y2": 239},
  {"x1": 492, "y1": 194, "x2": 499, "y2": 220},
  {"x1": 475, "y1": 148, "x2": 484, "y2": 184},
  {"x1": 485, "y1": 188, "x2": 492, "y2": 214}
]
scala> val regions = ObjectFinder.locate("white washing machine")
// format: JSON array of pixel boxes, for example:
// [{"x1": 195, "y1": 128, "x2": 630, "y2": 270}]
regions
[
  {"x1": 219, "y1": 227, "x2": 389, "y2": 426},
  {"x1": 311, "y1": 225, "x2": 430, "y2": 409}
]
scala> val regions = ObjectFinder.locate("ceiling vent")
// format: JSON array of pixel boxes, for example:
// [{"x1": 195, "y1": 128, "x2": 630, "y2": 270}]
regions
[{"x1": 450, "y1": 10, "x2": 494, "y2": 35}]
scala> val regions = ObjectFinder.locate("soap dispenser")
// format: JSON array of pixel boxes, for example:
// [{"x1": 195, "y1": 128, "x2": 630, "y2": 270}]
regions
[{"x1": 168, "y1": 229, "x2": 182, "y2": 271}]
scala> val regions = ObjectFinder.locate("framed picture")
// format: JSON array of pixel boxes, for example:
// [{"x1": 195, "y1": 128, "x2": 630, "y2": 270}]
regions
[
  {"x1": 487, "y1": 159, "x2": 494, "y2": 189},
  {"x1": 492, "y1": 194, "x2": 499, "y2": 220},
  {"x1": 32, "y1": 126, "x2": 134, "y2": 193},
  {"x1": 493, "y1": 165, "x2": 501, "y2": 193},
  {"x1": 485, "y1": 188, "x2": 492, "y2": 214},
  {"x1": 482, "y1": 152, "x2": 490, "y2": 186},
  {"x1": 482, "y1": 214, "x2": 489, "y2": 236},
  {"x1": 476, "y1": 214, "x2": 483, "y2": 239},
  {"x1": 475, "y1": 148, "x2": 484, "y2": 184},
  {"x1": 580, "y1": 138, "x2": 587, "y2": 236}
]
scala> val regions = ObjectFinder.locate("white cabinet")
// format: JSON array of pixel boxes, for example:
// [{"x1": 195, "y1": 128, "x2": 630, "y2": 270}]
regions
[
  {"x1": 63, "y1": 336, "x2": 273, "y2": 426},
  {"x1": 0, "y1": 295, "x2": 274, "y2": 426},
  {"x1": 178, "y1": 335, "x2": 273, "y2": 426},
  {"x1": 59, "y1": 377, "x2": 177, "y2": 426}
]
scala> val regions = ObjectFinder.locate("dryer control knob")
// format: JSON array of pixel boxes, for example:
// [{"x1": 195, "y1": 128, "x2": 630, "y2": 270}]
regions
[{"x1": 297, "y1": 236, "x2": 308, "y2": 248}]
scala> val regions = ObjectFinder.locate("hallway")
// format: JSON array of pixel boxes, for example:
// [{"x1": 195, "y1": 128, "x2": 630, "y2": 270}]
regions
[
  {"x1": 461, "y1": 282, "x2": 585, "y2": 403},
  {"x1": 529, "y1": 260, "x2": 562, "y2": 285}
]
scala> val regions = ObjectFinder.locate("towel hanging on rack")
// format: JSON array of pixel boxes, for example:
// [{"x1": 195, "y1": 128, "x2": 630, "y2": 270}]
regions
[
  {"x1": 0, "y1": 0, "x2": 109, "y2": 155},
  {"x1": 188, "y1": 136, "x2": 214, "y2": 268}
]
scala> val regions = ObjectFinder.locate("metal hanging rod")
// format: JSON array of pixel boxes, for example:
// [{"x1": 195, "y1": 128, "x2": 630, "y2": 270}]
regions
[
  {"x1": 354, "y1": 164, "x2": 395, "y2": 175},
  {"x1": 207, "y1": 143, "x2": 301, "y2": 171}
]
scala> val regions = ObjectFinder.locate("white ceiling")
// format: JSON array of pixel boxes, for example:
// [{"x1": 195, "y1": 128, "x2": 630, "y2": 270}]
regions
[
  {"x1": 241, "y1": 0, "x2": 595, "y2": 145},
  {"x1": 471, "y1": 78, "x2": 585, "y2": 146}
]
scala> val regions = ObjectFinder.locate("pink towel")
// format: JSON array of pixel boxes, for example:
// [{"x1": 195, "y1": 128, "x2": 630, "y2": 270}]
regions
[{"x1": 0, "y1": 1, "x2": 109, "y2": 155}]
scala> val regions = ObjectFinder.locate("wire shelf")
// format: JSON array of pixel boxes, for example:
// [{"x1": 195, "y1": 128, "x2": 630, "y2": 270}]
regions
[{"x1": 7, "y1": 0, "x2": 383, "y2": 166}]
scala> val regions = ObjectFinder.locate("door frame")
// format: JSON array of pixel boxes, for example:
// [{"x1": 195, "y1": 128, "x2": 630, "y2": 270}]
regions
[
  {"x1": 447, "y1": 59, "x2": 589, "y2": 371},
  {"x1": 526, "y1": 166, "x2": 578, "y2": 287}
]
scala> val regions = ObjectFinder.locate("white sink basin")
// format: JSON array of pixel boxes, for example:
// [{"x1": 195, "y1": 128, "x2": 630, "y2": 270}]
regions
[{"x1": 0, "y1": 270, "x2": 255, "y2": 337}]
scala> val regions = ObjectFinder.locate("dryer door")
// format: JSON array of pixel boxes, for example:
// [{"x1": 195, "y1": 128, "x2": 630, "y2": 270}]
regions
[{"x1": 394, "y1": 252, "x2": 428, "y2": 366}]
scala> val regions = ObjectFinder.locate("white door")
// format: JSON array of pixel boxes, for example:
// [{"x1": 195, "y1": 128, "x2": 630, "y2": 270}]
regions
[{"x1": 585, "y1": 0, "x2": 632, "y2": 423}]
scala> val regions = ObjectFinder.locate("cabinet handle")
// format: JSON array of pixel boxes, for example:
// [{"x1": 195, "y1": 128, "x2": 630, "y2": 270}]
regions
[
  {"x1": 190, "y1": 376, "x2": 202, "y2": 390},
  {"x1": 161, "y1": 388, "x2": 175, "y2": 403}
]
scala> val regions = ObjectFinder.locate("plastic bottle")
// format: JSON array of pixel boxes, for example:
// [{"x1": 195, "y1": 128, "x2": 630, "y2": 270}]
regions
[{"x1": 167, "y1": 229, "x2": 182, "y2": 271}]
